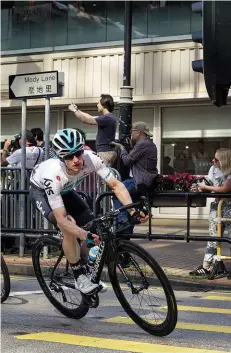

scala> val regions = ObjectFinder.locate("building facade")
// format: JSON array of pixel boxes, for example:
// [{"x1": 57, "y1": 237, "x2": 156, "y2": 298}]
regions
[{"x1": 1, "y1": 1, "x2": 231, "y2": 219}]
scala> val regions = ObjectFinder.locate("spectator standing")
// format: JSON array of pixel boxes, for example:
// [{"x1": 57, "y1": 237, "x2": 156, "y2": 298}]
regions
[
  {"x1": 189, "y1": 148, "x2": 231, "y2": 276},
  {"x1": 1, "y1": 130, "x2": 43, "y2": 168},
  {"x1": 31, "y1": 128, "x2": 56, "y2": 160},
  {"x1": 1, "y1": 130, "x2": 44, "y2": 249},
  {"x1": 68, "y1": 94, "x2": 117, "y2": 166},
  {"x1": 111, "y1": 121, "x2": 158, "y2": 236}
]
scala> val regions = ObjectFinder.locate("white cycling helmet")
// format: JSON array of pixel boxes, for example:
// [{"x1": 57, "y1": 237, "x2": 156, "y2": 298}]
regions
[{"x1": 52, "y1": 128, "x2": 85, "y2": 158}]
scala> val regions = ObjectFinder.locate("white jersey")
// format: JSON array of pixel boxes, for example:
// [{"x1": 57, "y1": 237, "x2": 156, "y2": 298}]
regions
[{"x1": 30, "y1": 150, "x2": 114, "y2": 210}]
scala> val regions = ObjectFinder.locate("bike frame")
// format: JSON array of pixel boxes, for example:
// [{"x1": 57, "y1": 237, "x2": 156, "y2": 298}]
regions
[{"x1": 48, "y1": 237, "x2": 111, "y2": 290}]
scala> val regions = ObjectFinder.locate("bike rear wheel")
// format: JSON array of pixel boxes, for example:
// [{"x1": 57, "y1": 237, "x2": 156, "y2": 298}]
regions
[
  {"x1": 108, "y1": 240, "x2": 177, "y2": 336},
  {"x1": 1, "y1": 255, "x2": 11, "y2": 303},
  {"x1": 32, "y1": 236, "x2": 89, "y2": 319}
]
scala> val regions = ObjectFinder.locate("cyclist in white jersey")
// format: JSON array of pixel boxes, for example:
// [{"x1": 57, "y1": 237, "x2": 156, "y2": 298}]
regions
[{"x1": 29, "y1": 128, "x2": 148, "y2": 295}]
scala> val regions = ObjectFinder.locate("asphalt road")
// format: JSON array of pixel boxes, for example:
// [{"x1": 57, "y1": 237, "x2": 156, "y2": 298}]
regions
[{"x1": 1, "y1": 276, "x2": 231, "y2": 353}]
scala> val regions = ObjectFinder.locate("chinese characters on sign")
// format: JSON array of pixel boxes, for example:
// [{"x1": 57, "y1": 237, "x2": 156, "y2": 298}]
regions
[
  {"x1": 9, "y1": 71, "x2": 59, "y2": 99},
  {"x1": 28, "y1": 85, "x2": 52, "y2": 94}
]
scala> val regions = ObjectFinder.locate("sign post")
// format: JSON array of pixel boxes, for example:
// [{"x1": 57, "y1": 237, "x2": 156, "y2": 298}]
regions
[
  {"x1": 44, "y1": 97, "x2": 50, "y2": 161},
  {"x1": 9, "y1": 70, "x2": 63, "y2": 256},
  {"x1": 19, "y1": 98, "x2": 27, "y2": 257}
]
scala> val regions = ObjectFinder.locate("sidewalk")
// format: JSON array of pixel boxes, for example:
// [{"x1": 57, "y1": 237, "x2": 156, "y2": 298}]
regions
[{"x1": 3, "y1": 221, "x2": 231, "y2": 291}]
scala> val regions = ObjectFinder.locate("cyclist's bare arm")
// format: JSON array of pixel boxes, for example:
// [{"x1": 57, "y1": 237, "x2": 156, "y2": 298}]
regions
[
  {"x1": 53, "y1": 207, "x2": 88, "y2": 240},
  {"x1": 106, "y1": 177, "x2": 136, "y2": 215},
  {"x1": 106, "y1": 177, "x2": 149, "y2": 223}
]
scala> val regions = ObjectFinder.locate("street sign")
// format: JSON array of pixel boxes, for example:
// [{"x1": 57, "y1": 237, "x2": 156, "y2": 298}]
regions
[{"x1": 9, "y1": 71, "x2": 59, "y2": 99}]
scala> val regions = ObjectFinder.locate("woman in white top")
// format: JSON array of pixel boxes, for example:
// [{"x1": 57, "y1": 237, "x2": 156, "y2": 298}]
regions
[{"x1": 189, "y1": 148, "x2": 231, "y2": 276}]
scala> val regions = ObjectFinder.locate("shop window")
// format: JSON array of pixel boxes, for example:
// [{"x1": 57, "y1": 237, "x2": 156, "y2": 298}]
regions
[{"x1": 161, "y1": 105, "x2": 231, "y2": 176}]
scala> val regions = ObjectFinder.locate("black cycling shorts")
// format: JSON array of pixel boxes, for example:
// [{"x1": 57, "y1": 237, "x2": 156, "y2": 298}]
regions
[{"x1": 29, "y1": 183, "x2": 94, "y2": 228}]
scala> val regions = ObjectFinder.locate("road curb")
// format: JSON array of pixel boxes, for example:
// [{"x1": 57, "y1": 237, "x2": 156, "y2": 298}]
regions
[{"x1": 7, "y1": 263, "x2": 231, "y2": 291}]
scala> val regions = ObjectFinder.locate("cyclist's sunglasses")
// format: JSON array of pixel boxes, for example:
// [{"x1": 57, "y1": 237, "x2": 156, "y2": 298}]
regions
[
  {"x1": 213, "y1": 157, "x2": 219, "y2": 163},
  {"x1": 64, "y1": 150, "x2": 84, "y2": 160}
]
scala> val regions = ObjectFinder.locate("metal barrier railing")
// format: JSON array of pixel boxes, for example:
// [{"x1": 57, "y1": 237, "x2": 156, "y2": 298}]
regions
[
  {"x1": 96, "y1": 191, "x2": 231, "y2": 279},
  {"x1": 1, "y1": 167, "x2": 120, "y2": 256},
  {"x1": 2, "y1": 167, "x2": 231, "y2": 272},
  {"x1": 95, "y1": 191, "x2": 231, "y2": 245}
]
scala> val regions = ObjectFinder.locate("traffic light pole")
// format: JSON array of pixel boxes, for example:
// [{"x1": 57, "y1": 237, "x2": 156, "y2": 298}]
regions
[{"x1": 118, "y1": 0, "x2": 133, "y2": 180}]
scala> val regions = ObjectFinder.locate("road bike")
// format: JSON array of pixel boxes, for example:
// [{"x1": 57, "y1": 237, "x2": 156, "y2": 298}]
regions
[
  {"x1": 1, "y1": 255, "x2": 11, "y2": 303},
  {"x1": 32, "y1": 197, "x2": 178, "y2": 336}
]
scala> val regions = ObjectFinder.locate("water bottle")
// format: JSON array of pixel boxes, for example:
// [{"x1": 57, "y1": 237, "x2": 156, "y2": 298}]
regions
[{"x1": 87, "y1": 246, "x2": 99, "y2": 273}]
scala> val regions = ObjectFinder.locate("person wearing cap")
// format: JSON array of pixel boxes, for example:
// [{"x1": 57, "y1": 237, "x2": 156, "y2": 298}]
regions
[
  {"x1": 1, "y1": 130, "x2": 44, "y2": 168},
  {"x1": 111, "y1": 121, "x2": 158, "y2": 236}
]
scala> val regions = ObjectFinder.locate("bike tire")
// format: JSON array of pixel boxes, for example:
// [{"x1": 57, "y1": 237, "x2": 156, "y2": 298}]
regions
[
  {"x1": 32, "y1": 236, "x2": 89, "y2": 319},
  {"x1": 108, "y1": 240, "x2": 177, "y2": 336},
  {"x1": 1, "y1": 255, "x2": 11, "y2": 303}
]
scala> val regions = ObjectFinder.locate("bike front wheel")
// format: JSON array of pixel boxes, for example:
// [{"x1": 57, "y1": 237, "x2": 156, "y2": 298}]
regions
[
  {"x1": 32, "y1": 236, "x2": 89, "y2": 319},
  {"x1": 1, "y1": 255, "x2": 11, "y2": 303},
  {"x1": 108, "y1": 240, "x2": 177, "y2": 336}
]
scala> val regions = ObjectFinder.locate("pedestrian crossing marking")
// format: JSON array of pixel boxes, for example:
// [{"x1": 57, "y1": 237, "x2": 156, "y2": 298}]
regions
[
  {"x1": 16, "y1": 332, "x2": 229, "y2": 353},
  {"x1": 203, "y1": 296, "x2": 231, "y2": 301},
  {"x1": 162, "y1": 305, "x2": 231, "y2": 314},
  {"x1": 103, "y1": 316, "x2": 231, "y2": 334}
]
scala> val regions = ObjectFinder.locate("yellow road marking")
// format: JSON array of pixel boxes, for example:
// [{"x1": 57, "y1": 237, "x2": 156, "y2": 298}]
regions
[
  {"x1": 11, "y1": 276, "x2": 36, "y2": 281},
  {"x1": 103, "y1": 316, "x2": 231, "y2": 334},
  {"x1": 163, "y1": 305, "x2": 231, "y2": 315},
  {"x1": 16, "y1": 332, "x2": 228, "y2": 353},
  {"x1": 203, "y1": 296, "x2": 231, "y2": 301},
  {"x1": 0, "y1": 275, "x2": 36, "y2": 281}
]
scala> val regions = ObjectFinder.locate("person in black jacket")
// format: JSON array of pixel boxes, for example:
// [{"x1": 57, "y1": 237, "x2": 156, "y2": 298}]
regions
[{"x1": 111, "y1": 121, "x2": 158, "y2": 236}]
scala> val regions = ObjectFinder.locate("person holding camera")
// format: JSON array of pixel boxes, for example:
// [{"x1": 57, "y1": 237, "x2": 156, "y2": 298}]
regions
[
  {"x1": 111, "y1": 121, "x2": 158, "y2": 236},
  {"x1": 1, "y1": 130, "x2": 43, "y2": 168}
]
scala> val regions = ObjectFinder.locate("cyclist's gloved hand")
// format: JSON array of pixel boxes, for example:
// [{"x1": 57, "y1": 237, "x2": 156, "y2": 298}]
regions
[
  {"x1": 129, "y1": 210, "x2": 142, "y2": 225},
  {"x1": 130, "y1": 210, "x2": 149, "y2": 225}
]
